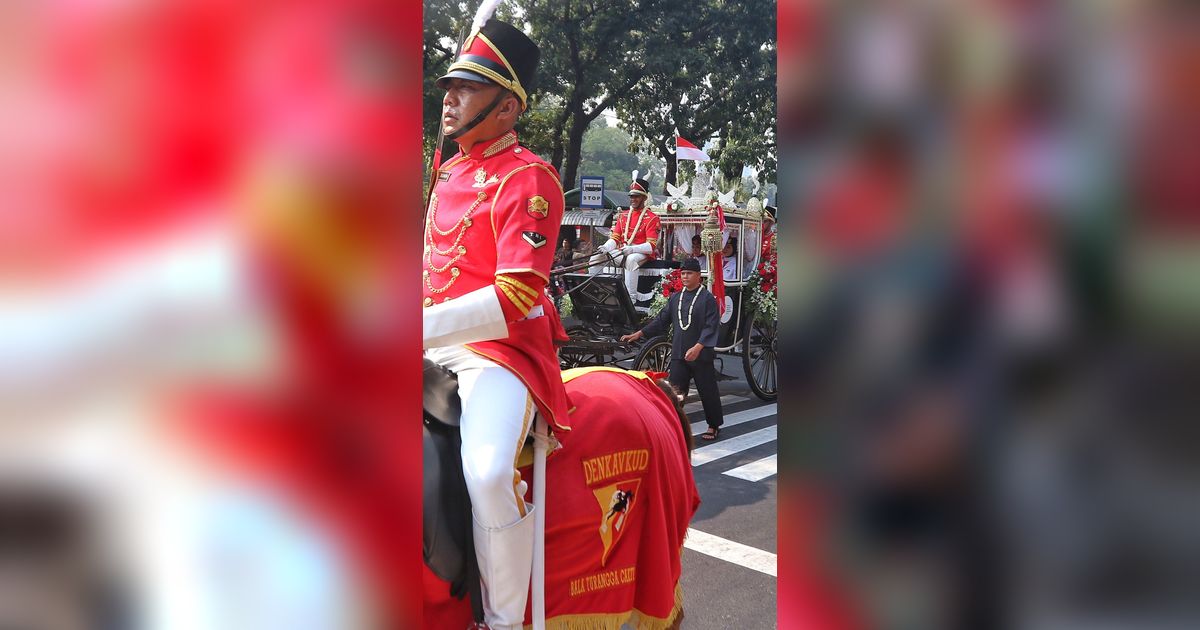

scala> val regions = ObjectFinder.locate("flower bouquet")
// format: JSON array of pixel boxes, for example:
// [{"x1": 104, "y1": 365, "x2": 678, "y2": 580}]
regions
[
  {"x1": 646, "y1": 269, "x2": 683, "y2": 320},
  {"x1": 746, "y1": 246, "x2": 777, "y2": 324}
]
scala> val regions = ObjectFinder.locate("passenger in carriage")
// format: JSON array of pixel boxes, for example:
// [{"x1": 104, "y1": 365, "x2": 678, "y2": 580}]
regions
[
  {"x1": 690, "y1": 234, "x2": 708, "y2": 272},
  {"x1": 422, "y1": 18, "x2": 569, "y2": 630},
  {"x1": 671, "y1": 234, "x2": 707, "y2": 272},
  {"x1": 722, "y1": 239, "x2": 747, "y2": 281}
]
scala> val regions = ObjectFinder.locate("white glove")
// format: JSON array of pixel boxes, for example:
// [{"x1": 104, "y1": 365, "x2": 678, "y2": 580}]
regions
[
  {"x1": 423, "y1": 285, "x2": 508, "y2": 349},
  {"x1": 597, "y1": 239, "x2": 617, "y2": 254}
]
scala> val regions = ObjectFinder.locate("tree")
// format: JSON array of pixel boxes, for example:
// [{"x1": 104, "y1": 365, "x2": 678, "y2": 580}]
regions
[
  {"x1": 616, "y1": 0, "x2": 776, "y2": 193},
  {"x1": 578, "y1": 121, "x2": 641, "y2": 191},
  {"x1": 515, "y1": 93, "x2": 565, "y2": 161},
  {"x1": 421, "y1": 0, "x2": 774, "y2": 193},
  {"x1": 422, "y1": 0, "x2": 472, "y2": 167},
  {"x1": 713, "y1": 98, "x2": 778, "y2": 187},
  {"x1": 524, "y1": 0, "x2": 683, "y2": 187}
]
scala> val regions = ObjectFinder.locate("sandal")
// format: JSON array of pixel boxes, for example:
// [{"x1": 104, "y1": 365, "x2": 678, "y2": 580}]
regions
[{"x1": 700, "y1": 427, "x2": 720, "y2": 441}]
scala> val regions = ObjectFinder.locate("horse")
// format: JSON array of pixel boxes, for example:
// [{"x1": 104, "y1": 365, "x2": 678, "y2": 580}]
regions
[{"x1": 424, "y1": 362, "x2": 699, "y2": 629}]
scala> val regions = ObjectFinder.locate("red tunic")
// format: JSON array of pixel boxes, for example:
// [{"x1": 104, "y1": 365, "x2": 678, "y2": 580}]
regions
[
  {"x1": 610, "y1": 207, "x2": 661, "y2": 258},
  {"x1": 423, "y1": 131, "x2": 570, "y2": 430}
]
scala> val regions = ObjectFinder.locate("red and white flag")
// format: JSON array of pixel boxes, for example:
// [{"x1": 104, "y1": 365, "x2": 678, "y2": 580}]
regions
[{"x1": 675, "y1": 136, "x2": 710, "y2": 162}]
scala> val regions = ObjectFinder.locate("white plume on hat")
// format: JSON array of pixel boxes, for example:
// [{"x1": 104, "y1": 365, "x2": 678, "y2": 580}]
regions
[{"x1": 472, "y1": 0, "x2": 503, "y2": 30}]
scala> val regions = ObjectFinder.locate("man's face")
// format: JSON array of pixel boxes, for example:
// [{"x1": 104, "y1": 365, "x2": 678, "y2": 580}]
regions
[
  {"x1": 680, "y1": 270, "x2": 701, "y2": 289},
  {"x1": 629, "y1": 194, "x2": 645, "y2": 209},
  {"x1": 441, "y1": 77, "x2": 509, "y2": 143}
]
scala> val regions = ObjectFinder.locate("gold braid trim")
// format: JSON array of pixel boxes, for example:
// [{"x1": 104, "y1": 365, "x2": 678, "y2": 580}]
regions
[
  {"x1": 497, "y1": 274, "x2": 539, "y2": 308},
  {"x1": 477, "y1": 33, "x2": 527, "y2": 107},
  {"x1": 561, "y1": 366, "x2": 655, "y2": 383},
  {"x1": 497, "y1": 282, "x2": 535, "y2": 315},
  {"x1": 496, "y1": 283, "x2": 535, "y2": 316},
  {"x1": 498, "y1": 278, "x2": 537, "y2": 306},
  {"x1": 483, "y1": 131, "x2": 518, "y2": 158},
  {"x1": 490, "y1": 163, "x2": 565, "y2": 242},
  {"x1": 496, "y1": 266, "x2": 551, "y2": 283},
  {"x1": 446, "y1": 59, "x2": 527, "y2": 106},
  {"x1": 511, "y1": 394, "x2": 534, "y2": 517},
  {"x1": 497, "y1": 273, "x2": 541, "y2": 300},
  {"x1": 523, "y1": 582, "x2": 685, "y2": 630}
]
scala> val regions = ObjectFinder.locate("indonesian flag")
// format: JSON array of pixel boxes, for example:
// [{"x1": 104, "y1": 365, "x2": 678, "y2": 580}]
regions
[{"x1": 675, "y1": 136, "x2": 710, "y2": 162}]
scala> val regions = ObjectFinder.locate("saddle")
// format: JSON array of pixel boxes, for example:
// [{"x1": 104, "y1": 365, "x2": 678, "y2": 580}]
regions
[{"x1": 422, "y1": 358, "x2": 483, "y2": 619}]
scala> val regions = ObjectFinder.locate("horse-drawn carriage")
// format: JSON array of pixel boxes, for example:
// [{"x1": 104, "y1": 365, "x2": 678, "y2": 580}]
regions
[{"x1": 556, "y1": 190, "x2": 779, "y2": 401}]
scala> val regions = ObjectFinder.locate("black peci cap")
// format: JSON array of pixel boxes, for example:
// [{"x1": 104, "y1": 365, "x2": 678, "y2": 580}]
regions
[{"x1": 680, "y1": 258, "x2": 702, "y2": 272}]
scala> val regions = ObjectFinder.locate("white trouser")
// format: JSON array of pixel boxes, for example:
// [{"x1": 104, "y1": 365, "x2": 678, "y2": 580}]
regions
[
  {"x1": 424, "y1": 345, "x2": 535, "y2": 630},
  {"x1": 588, "y1": 249, "x2": 649, "y2": 299}
]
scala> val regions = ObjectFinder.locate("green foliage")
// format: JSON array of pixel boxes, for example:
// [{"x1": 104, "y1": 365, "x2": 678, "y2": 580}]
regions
[
  {"x1": 617, "y1": 0, "x2": 777, "y2": 188},
  {"x1": 516, "y1": 93, "x2": 565, "y2": 160},
  {"x1": 422, "y1": 0, "x2": 471, "y2": 167},
  {"x1": 579, "y1": 122, "x2": 640, "y2": 190},
  {"x1": 422, "y1": 0, "x2": 776, "y2": 194}
]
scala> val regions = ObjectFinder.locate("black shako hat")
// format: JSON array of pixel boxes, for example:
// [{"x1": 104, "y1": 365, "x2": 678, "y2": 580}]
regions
[
  {"x1": 436, "y1": 19, "x2": 539, "y2": 110},
  {"x1": 680, "y1": 258, "x2": 702, "y2": 273},
  {"x1": 629, "y1": 177, "x2": 651, "y2": 198}
]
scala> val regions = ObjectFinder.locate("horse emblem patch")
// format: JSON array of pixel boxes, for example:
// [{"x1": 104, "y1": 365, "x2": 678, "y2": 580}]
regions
[
  {"x1": 527, "y1": 195, "x2": 549, "y2": 219},
  {"x1": 592, "y1": 479, "x2": 640, "y2": 566}
]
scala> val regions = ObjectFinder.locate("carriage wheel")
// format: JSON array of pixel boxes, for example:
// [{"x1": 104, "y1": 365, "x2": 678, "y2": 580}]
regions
[
  {"x1": 559, "y1": 348, "x2": 601, "y2": 369},
  {"x1": 742, "y1": 316, "x2": 778, "y2": 401},
  {"x1": 633, "y1": 336, "x2": 672, "y2": 373},
  {"x1": 560, "y1": 326, "x2": 601, "y2": 369}
]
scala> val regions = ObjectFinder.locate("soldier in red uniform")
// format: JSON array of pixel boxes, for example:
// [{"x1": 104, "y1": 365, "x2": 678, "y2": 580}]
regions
[
  {"x1": 589, "y1": 173, "x2": 661, "y2": 300},
  {"x1": 422, "y1": 18, "x2": 570, "y2": 630}
]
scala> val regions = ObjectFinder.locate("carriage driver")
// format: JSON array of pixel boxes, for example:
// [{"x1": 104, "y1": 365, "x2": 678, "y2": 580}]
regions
[
  {"x1": 589, "y1": 173, "x2": 661, "y2": 300},
  {"x1": 423, "y1": 18, "x2": 571, "y2": 630}
]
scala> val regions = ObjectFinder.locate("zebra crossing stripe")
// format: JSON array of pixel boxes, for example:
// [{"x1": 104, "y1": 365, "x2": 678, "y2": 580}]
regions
[
  {"x1": 684, "y1": 527, "x2": 777, "y2": 577},
  {"x1": 722, "y1": 454, "x2": 778, "y2": 482},
  {"x1": 690, "y1": 403, "x2": 777, "y2": 437},
  {"x1": 691, "y1": 426, "x2": 777, "y2": 466},
  {"x1": 683, "y1": 394, "x2": 748, "y2": 415}
]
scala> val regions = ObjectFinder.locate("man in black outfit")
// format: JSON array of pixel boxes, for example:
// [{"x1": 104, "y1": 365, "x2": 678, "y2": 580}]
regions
[{"x1": 621, "y1": 258, "x2": 725, "y2": 440}]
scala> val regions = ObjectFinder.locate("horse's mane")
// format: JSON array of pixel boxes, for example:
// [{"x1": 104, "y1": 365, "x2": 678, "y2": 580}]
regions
[{"x1": 652, "y1": 378, "x2": 694, "y2": 453}]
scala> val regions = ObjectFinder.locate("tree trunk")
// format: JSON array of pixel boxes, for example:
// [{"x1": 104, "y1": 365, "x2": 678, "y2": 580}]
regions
[
  {"x1": 662, "y1": 141, "x2": 678, "y2": 191},
  {"x1": 560, "y1": 108, "x2": 589, "y2": 191},
  {"x1": 548, "y1": 102, "x2": 572, "y2": 175},
  {"x1": 550, "y1": 130, "x2": 565, "y2": 175}
]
